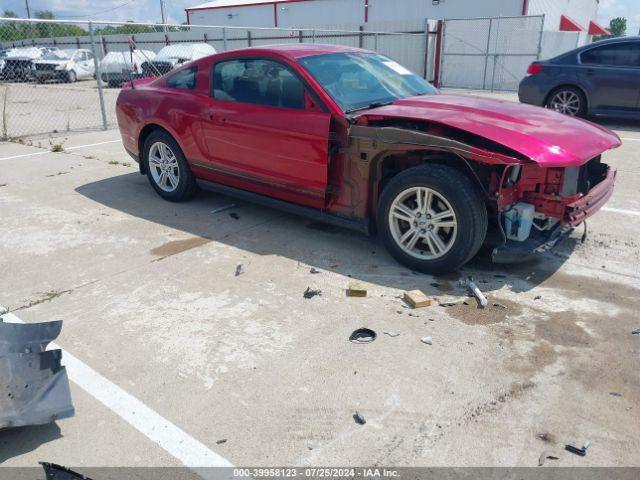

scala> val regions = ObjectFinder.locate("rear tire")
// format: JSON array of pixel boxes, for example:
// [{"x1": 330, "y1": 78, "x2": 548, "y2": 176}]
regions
[
  {"x1": 377, "y1": 164, "x2": 487, "y2": 274},
  {"x1": 545, "y1": 86, "x2": 586, "y2": 117},
  {"x1": 142, "y1": 130, "x2": 197, "y2": 202}
]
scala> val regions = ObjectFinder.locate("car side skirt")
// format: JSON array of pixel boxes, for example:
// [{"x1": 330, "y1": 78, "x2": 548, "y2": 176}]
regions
[{"x1": 195, "y1": 178, "x2": 371, "y2": 235}]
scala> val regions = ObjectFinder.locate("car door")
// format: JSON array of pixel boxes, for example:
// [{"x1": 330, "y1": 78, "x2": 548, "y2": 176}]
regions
[
  {"x1": 578, "y1": 41, "x2": 640, "y2": 113},
  {"x1": 200, "y1": 57, "x2": 331, "y2": 208}
]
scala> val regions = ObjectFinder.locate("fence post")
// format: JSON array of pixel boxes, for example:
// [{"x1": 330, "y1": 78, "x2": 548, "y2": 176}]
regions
[
  {"x1": 299, "y1": 30, "x2": 303, "y2": 43},
  {"x1": 482, "y1": 18, "x2": 493, "y2": 90},
  {"x1": 536, "y1": 14, "x2": 545, "y2": 60},
  {"x1": 312, "y1": 29, "x2": 316, "y2": 43},
  {"x1": 222, "y1": 27, "x2": 228, "y2": 51},
  {"x1": 422, "y1": 18, "x2": 429, "y2": 79},
  {"x1": 433, "y1": 20, "x2": 444, "y2": 87},
  {"x1": 358, "y1": 25, "x2": 364, "y2": 48},
  {"x1": 89, "y1": 22, "x2": 108, "y2": 131},
  {"x1": 490, "y1": 18, "x2": 500, "y2": 92},
  {"x1": 374, "y1": 32, "x2": 378, "y2": 51},
  {"x1": 247, "y1": 30, "x2": 252, "y2": 47}
]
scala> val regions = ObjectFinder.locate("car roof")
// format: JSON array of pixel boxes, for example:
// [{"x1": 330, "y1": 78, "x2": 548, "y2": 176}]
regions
[{"x1": 224, "y1": 43, "x2": 368, "y2": 59}]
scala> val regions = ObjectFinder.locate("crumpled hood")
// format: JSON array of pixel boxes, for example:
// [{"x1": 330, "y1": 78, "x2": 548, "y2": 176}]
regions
[
  {"x1": 34, "y1": 59, "x2": 67, "y2": 66},
  {"x1": 357, "y1": 94, "x2": 621, "y2": 166}
]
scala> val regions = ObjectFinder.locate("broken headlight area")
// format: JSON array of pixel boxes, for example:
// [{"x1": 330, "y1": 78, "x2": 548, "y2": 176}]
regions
[{"x1": 0, "y1": 319, "x2": 74, "y2": 430}]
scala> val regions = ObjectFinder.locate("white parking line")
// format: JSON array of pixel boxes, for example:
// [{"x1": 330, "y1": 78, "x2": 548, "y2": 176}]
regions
[
  {"x1": 602, "y1": 207, "x2": 640, "y2": 217},
  {"x1": 0, "y1": 140, "x2": 121, "y2": 161},
  {"x1": 0, "y1": 307, "x2": 233, "y2": 473},
  {"x1": 620, "y1": 137, "x2": 640, "y2": 142}
]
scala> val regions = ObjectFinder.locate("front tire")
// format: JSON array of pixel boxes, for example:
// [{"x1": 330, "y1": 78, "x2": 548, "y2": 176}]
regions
[
  {"x1": 377, "y1": 164, "x2": 487, "y2": 274},
  {"x1": 545, "y1": 87, "x2": 586, "y2": 117},
  {"x1": 143, "y1": 130, "x2": 197, "y2": 202},
  {"x1": 66, "y1": 70, "x2": 77, "y2": 83}
]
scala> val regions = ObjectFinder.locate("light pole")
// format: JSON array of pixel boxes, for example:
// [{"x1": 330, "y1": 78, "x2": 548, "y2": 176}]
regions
[
  {"x1": 159, "y1": 0, "x2": 168, "y2": 33},
  {"x1": 24, "y1": 0, "x2": 31, "y2": 18}
]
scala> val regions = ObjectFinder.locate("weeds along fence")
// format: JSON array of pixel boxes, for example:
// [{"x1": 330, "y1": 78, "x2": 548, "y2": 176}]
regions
[{"x1": 0, "y1": 17, "x2": 428, "y2": 139}]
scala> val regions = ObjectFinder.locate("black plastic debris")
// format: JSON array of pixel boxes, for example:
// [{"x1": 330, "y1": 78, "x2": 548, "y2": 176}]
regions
[
  {"x1": 41, "y1": 462, "x2": 92, "y2": 480},
  {"x1": 229, "y1": 212, "x2": 240, "y2": 220},
  {"x1": 349, "y1": 328, "x2": 376, "y2": 344},
  {"x1": 632, "y1": 328, "x2": 640, "y2": 335},
  {"x1": 0, "y1": 320, "x2": 74, "y2": 429},
  {"x1": 538, "y1": 451, "x2": 559, "y2": 466},
  {"x1": 216, "y1": 439, "x2": 228, "y2": 445},
  {"x1": 235, "y1": 264, "x2": 244, "y2": 277},
  {"x1": 309, "y1": 268, "x2": 321, "y2": 274},
  {"x1": 565, "y1": 440, "x2": 589, "y2": 457},
  {"x1": 353, "y1": 411, "x2": 366, "y2": 425},
  {"x1": 303, "y1": 287, "x2": 322, "y2": 299}
]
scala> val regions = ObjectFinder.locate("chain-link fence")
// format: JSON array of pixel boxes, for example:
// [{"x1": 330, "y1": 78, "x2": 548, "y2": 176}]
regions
[
  {"x1": 0, "y1": 17, "x2": 428, "y2": 140},
  {"x1": 439, "y1": 15, "x2": 545, "y2": 92}
]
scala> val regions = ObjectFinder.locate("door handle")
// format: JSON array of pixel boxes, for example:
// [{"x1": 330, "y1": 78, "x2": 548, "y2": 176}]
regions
[
  {"x1": 205, "y1": 113, "x2": 227, "y2": 125},
  {"x1": 585, "y1": 69, "x2": 595, "y2": 76}
]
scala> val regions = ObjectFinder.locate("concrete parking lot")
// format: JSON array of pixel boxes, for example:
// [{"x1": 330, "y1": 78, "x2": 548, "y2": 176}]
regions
[{"x1": 0, "y1": 89, "x2": 639, "y2": 472}]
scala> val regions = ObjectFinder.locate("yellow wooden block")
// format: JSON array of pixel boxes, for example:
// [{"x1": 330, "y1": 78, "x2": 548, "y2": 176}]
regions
[
  {"x1": 347, "y1": 282, "x2": 367, "y2": 297},
  {"x1": 404, "y1": 290, "x2": 431, "y2": 308}
]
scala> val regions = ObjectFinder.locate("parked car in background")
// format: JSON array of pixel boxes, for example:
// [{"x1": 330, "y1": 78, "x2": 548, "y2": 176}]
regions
[
  {"x1": 141, "y1": 43, "x2": 216, "y2": 77},
  {"x1": 100, "y1": 49, "x2": 156, "y2": 87},
  {"x1": 519, "y1": 36, "x2": 640, "y2": 118},
  {"x1": 0, "y1": 46, "x2": 55, "y2": 82},
  {"x1": 116, "y1": 45, "x2": 620, "y2": 273},
  {"x1": 33, "y1": 49, "x2": 96, "y2": 83}
]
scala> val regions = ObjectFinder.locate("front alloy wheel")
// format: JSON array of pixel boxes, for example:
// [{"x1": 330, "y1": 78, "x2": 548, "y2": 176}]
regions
[
  {"x1": 388, "y1": 187, "x2": 458, "y2": 260},
  {"x1": 377, "y1": 164, "x2": 487, "y2": 274}
]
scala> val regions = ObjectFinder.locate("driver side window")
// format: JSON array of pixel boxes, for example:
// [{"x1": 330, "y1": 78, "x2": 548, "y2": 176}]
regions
[{"x1": 211, "y1": 58, "x2": 305, "y2": 110}]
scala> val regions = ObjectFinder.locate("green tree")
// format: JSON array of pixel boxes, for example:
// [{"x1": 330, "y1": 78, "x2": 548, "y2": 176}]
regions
[{"x1": 608, "y1": 17, "x2": 627, "y2": 37}]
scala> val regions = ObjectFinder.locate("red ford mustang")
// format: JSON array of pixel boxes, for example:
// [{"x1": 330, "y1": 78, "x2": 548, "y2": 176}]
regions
[{"x1": 116, "y1": 44, "x2": 620, "y2": 273}]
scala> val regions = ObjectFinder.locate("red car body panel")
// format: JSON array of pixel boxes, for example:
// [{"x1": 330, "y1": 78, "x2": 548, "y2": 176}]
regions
[
  {"x1": 357, "y1": 94, "x2": 621, "y2": 167},
  {"x1": 116, "y1": 44, "x2": 620, "y2": 258}
]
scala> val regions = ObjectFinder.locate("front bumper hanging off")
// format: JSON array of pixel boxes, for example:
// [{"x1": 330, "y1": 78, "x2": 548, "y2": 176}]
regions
[
  {"x1": 0, "y1": 319, "x2": 74, "y2": 429},
  {"x1": 492, "y1": 224, "x2": 574, "y2": 264}
]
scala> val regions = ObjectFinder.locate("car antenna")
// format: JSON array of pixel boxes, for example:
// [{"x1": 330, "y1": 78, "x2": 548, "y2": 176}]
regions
[{"x1": 129, "y1": 36, "x2": 163, "y2": 78}]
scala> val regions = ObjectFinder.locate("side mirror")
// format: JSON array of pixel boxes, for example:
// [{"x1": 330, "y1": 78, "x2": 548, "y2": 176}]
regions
[{"x1": 304, "y1": 91, "x2": 322, "y2": 112}]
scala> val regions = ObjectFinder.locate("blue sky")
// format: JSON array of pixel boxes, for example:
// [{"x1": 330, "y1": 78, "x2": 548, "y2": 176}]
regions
[{"x1": 1, "y1": 0, "x2": 639, "y2": 34}]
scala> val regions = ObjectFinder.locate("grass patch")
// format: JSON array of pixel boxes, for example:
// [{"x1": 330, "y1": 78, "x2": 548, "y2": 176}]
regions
[
  {"x1": 108, "y1": 160, "x2": 120, "y2": 165},
  {"x1": 51, "y1": 144, "x2": 64, "y2": 152}
]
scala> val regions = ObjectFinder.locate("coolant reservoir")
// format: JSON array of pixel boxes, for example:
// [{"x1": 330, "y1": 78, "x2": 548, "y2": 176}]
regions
[{"x1": 504, "y1": 202, "x2": 535, "y2": 242}]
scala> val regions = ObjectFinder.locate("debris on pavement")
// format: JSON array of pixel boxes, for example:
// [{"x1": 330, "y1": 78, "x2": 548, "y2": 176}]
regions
[
  {"x1": 353, "y1": 411, "x2": 366, "y2": 425},
  {"x1": 565, "y1": 440, "x2": 590, "y2": 457},
  {"x1": 210, "y1": 204, "x2": 236, "y2": 215},
  {"x1": 383, "y1": 331, "x2": 400, "y2": 337},
  {"x1": 346, "y1": 282, "x2": 367, "y2": 297},
  {"x1": 493, "y1": 302, "x2": 507, "y2": 309},
  {"x1": 216, "y1": 439, "x2": 228, "y2": 445},
  {"x1": 309, "y1": 267, "x2": 321, "y2": 274},
  {"x1": 534, "y1": 295, "x2": 542, "y2": 300},
  {"x1": 538, "y1": 451, "x2": 559, "y2": 466},
  {"x1": 631, "y1": 328, "x2": 640, "y2": 335},
  {"x1": 235, "y1": 264, "x2": 244, "y2": 276},
  {"x1": 609, "y1": 392, "x2": 623, "y2": 397},
  {"x1": 404, "y1": 289, "x2": 431, "y2": 308},
  {"x1": 0, "y1": 320, "x2": 75, "y2": 430},
  {"x1": 536, "y1": 432, "x2": 556, "y2": 443},
  {"x1": 228, "y1": 212, "x2": 240, "y2": 220},
  {"x1": 465, "y1": 276, "x2": 488, "y2": 308},
  {"x1": 421, "y1": 336, "x2": 433, "y2": 345},
  {"x1": 41, "y1": 462, "x2": 91, "y2": 480},
  {"x1": 303, "y1": 287, "x2": 322, "y2": 299},
  {"x1": 349, "y1": 328, "x2": 377, "y2": 344},
  {"x1": 437, "y1": 295, "x2": 468, "y2": 307}
]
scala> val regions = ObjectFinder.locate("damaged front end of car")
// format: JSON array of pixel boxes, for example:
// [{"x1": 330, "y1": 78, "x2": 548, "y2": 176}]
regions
[
  {"x1": 492, "y1": 155, "x2": 616, "y2": 263},
  {"x1": 0, "y1": 319, "x2": 74, "y2": 430}
]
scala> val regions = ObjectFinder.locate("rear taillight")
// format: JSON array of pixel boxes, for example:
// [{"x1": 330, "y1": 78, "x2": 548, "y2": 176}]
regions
[{"x1": 526, "y1": 64, "x2": 543, "y2": 76}]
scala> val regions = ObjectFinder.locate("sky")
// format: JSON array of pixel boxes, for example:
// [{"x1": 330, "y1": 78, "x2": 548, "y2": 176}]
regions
[{"x1": 1, "y1": 0, "x2": 639, "y2": 34}]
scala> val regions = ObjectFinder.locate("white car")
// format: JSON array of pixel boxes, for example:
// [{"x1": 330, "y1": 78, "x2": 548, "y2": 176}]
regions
[
  {"x1": 141, "y1": 43, "x2": 216, "y2": 76},
  {"x1": 33, "y1": 49, "x2": 95, "y2": 83},
  {"x1": 100, "y1": 49, "x2": 156, "y2": 87},
  {"x1": 0, "y1": 46, "x2": 51, "y2": 81}
]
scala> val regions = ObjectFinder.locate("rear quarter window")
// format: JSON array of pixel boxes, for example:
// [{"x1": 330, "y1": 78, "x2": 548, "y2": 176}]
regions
[{"x1": 166, "y1": 66, "x2": 197, "y2": 89}]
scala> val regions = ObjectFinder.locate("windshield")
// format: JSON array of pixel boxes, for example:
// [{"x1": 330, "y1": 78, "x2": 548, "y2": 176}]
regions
[
  {"x1": 156, "y1": 45, "x2": 193, "y2": 61},
  {"x1": 299, "y1": 52, "x2": 437, "y2": 113},
  {"x1": 42, "y1": 50, "x2": 70, "y2": 61}
]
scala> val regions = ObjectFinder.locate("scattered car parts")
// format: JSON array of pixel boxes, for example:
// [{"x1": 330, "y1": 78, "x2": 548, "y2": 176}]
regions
[
  {"x1": 565, "y1": 440, "x2": 590, "y2": 456},
  {"x1": 0, "y1": 319, "x2": 74, "y2": 430},
  {"x1": 349, "y1": 328, "x2": 376, "y2": 344}
]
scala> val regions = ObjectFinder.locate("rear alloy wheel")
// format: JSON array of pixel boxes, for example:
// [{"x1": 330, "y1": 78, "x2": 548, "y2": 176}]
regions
[
  {"x1": 546, "y1": 87, "x2": 585, "y2": 116},
  {"x1": 143, "y1": 130, "x2": 196, "y2": 202},
  {"x1": 66, "y1": 70, "x2": 77, "y2": 83},
  {"x1": 377, "y1": 164, "x2": 487, "y2": 274}
]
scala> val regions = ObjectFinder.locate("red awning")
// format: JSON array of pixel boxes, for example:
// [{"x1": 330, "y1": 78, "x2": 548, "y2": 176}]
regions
[
  {"x1": 559, "y1": 15, "x2": 584, "y2": 32},
  {"x1": 588, "y1": 20, "x2": 610, "y2": 36}
]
